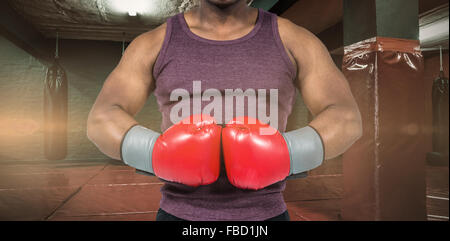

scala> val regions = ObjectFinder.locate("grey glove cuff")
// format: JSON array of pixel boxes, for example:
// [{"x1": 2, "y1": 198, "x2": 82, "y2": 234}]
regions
[
  {"x1": 120, "y1": 125, "x2": 160, "y2": 174},
  {"x1": 282, "y1": 126, "x2": 325, "y2": 175}
]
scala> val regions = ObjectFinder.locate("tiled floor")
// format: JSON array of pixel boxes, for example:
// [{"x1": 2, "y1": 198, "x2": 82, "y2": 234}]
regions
[
  {"x1": 0, "y1": 159, "x2": 447, "y2": 221},
  {"x1": 0, "y1": 159, "x2": 163, "y2": 221},
  {"x1": 426, "y1": 165, "x2": 449, "y2": 221}
]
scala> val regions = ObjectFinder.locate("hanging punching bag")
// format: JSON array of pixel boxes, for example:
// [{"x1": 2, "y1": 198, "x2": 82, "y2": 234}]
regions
[
  {"x1": 428, "y1": 48, "x2": 449, "y2": 166},
  {"x1": 44, "y1": 58, "x2": 68, "y2": 160}
]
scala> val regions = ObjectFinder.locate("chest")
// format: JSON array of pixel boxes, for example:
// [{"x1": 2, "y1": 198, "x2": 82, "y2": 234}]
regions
[{"x1": 155, "y1": 46, "x2": 295, "y2": 96}]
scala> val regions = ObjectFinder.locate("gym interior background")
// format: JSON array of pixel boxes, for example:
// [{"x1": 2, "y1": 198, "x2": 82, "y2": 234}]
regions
[{"x1": 0, "y1": 0, "x2": 448, "y2": 221}]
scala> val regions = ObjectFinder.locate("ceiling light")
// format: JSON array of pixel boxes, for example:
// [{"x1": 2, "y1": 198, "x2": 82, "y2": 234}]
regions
[{"x1": 110, "y1": 0, "x2": 152, "y2": 16}]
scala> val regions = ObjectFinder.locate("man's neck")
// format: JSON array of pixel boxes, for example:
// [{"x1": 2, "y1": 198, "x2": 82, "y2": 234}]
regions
[{"x1": 193, "y1": 1, "x2": 256, "y2": 32}]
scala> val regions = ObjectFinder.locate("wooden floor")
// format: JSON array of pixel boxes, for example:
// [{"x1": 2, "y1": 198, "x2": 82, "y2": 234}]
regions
[{"x1": 0, "y1": 159, "x2": 447, "y2": 221}]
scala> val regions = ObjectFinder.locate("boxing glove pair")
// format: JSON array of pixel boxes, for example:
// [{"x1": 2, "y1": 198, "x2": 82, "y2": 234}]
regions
[{"x1": 121, "y1": 114, "x2": 324, "y2": 190}]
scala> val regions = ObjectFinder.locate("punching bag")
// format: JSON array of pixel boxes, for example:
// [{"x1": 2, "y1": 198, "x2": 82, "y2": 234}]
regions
[
  {"x1": 427, "y1": 48, "x2": 449, "y2": 166},
  {"x1": 44, "y1": 58, "x2": 68, "y2": 160},
  {"x1": 428, "y1": 71, "x2": 449, "y2": 165}
]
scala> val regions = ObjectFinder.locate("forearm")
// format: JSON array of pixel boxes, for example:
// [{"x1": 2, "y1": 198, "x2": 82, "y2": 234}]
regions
[
  {"x1": 309, "y1": 104, "x2": 363, "y2": 160},
  {"x1": 87, "y1": 105, "x2": 138, "y2": 160}
]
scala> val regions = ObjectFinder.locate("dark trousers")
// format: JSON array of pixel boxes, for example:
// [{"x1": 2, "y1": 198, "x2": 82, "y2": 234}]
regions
[{"x1": 156, "y1": 208, "x2": 290, "y2": 221}]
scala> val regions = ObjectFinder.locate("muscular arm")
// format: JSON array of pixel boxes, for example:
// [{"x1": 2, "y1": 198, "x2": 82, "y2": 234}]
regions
[
  {"x1": 278, "y1": 18, "x2": 362, "y2": 160},
  {"x1": 86, "y1": 24, "x2": 166, "y2": 160}
]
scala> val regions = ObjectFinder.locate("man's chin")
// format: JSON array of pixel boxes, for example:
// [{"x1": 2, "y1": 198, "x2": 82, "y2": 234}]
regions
[{"x1": 205, "y1": 0, "x2": 241, "y2": 9}]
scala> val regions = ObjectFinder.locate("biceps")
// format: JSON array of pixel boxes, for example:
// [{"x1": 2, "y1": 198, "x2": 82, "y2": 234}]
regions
[
  {"x1": 299, "y1": 63, "x2": 354, "y2": 116},
  {"x1": 95, "y1": 67, "x2": 152, "y2": 116}
]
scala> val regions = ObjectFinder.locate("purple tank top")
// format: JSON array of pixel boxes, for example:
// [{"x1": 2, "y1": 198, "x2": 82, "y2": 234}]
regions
[{"x1": 152, "y1": 8, "x2": 298, "y2": 221}]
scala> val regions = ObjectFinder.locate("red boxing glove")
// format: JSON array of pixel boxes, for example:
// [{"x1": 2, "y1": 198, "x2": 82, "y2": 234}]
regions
[
  {"x1": 152, "y1": 114, "x2": 222, "y2": 186},
  {"x1": 222, "y1": 116, "x2": 290, "y2": 190}
]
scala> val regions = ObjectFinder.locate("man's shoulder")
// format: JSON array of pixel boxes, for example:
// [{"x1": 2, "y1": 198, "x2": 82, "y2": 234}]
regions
[
  {"x1": 276, "y1": 16, "x2": 318, "y2": 46},
  {"x1": 132, "y1": 22, "x2": 167, "y2": 50},
  {"x1": 275, "y1": 15, "x2": 328, "y2": 61},
  {"x1": 122, "y1": 22, "x2": 168, "y2": 67}
]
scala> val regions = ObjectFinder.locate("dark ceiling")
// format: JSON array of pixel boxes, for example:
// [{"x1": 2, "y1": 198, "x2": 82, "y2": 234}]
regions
[
  {"x1": 4, "y1": 0, "x2": 449, "y2": 43},
  {"x1": 6, "y1": 0, "x2": 197, "y2": 42}
]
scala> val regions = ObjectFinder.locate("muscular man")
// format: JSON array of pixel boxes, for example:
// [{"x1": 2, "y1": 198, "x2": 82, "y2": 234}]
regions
[{"x1": 87, "y1": 0, "x2": 362, "y2": 221}]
